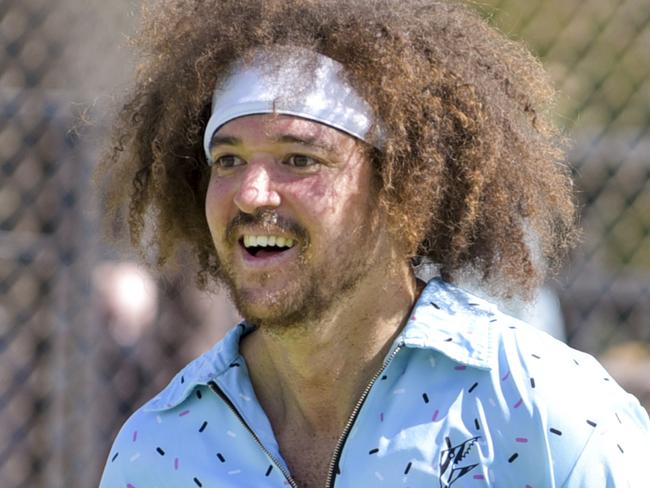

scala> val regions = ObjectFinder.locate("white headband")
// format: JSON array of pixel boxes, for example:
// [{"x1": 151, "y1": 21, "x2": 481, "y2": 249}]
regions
[{"x1": 203, "y1": 48, "x2": 380, "y2": 164}]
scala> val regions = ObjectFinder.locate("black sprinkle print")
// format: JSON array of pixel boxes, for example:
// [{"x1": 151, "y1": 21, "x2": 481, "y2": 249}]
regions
[
  {"x1": 181, "y1": 376, "x2": 185, "y2": 384},
  {"x1": 369, "y1": 448, "x2": 379, "y2": 455},
  {"x1": 199, "y1": 421, "x2": 208, "y2": 433},
  {"x1": 474, "y1": 418, "x2": 480, "y2": 430},
  {"x1": 430, "y1": 301, "x2": 440, "y2": 310},
  {"x1": 550, "y1": 428, "x2": 562, "y2": 436},
  {"x1": 604, "y1": 377, "x2": 610, "y2": 382},
  {"x1": 616, "y1": 413, "x2": 622, "y2": 424},
  {"x1": 573, "y1": 359, "x2": 580, "y2": 366},
  {"x1": 229, "y1": 362, "x2": 241, "y2": 368},
  {"x1": 532, "y1": 354, "x2": 541, "y2": 359},
  {"x1": 422, "y1": 393, "x2": 430, "y2": 403},
  {"x1": 509, "y1": 326, "x2": 517, "y2": 329},
  {"x1": 618, "y1": 444, "x2": 624, "y2": 454},
  {"x1": 111, "y1": 452, "x2": 119, "y2": 462},
  {"x1": 508, "y1": 453, "x2": 519, "y2": 463},
  {"x1": 196, "y1": 390, "x2": 202, "y2": 400},
  {"x1": 489, "y1": 318, "x2": 497, "y2": 323},
  {"x1": 265, "y1": 465, "x2": 273, "y2": 476},
  {"x1": 445, "y1": 337, "x2": 453, "y2": 342},
  {"x1": 530, "y1": 378, "x2": 536, "y2": 389},
  {"x1": 404, "y1": 462, "x2": 412, "y2": 475},
  {"x1": 156, "y1": 447, "x2": 165, "y2": 456},
  {"x1": 468, "y1": 303, "x2": 478, "y2": 307},
  {"x1": 193, "y1": 477, "x2": 203, "y2": 487},
  {"x1": 468, "y1": 382, "x2": 478, "y2": 393},
  {"x1": 587, "y1": 420, "x2": 597, "y2": 427},
  {"x1": 217, "y1": 453, "x2": 226, "y2": 463},
  {"x1": 381, "y1": 375, "x2": 388, "y2": 380}
]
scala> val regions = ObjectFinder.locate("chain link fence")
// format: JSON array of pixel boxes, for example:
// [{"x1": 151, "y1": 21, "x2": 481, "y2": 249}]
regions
[{"x1": 1, "y1": 0, "x2": 649, "y2": 486}]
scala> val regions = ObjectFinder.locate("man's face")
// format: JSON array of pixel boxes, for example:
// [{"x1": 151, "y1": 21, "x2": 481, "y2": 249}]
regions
[{"x1": 205, "y1": 114, "x2": 393, "y2": 329}]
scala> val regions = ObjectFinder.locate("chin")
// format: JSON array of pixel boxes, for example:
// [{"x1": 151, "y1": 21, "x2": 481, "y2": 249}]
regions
[{"x1": 232, "y1": 286, "x2": 301, "y2": 325}]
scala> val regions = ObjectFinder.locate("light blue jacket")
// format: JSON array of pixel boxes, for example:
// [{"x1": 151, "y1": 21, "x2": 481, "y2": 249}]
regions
[{"x1": 100, "y1": 278, "x2": 650, "y2": 487}]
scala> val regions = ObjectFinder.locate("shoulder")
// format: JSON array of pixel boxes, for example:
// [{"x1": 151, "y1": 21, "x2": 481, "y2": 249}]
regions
[
  {"x1": 98, "y1": 323, "x2": 248, "y2": 487},
  {"x1": 98, "y1": 384, "x2": 219, "y2": 487},
  {"x1": 488, "y1": 308, "x2": 650, "y2": 485},
  {"x1": 410, "y1": 278, "x2": 650, "y2": 485}
]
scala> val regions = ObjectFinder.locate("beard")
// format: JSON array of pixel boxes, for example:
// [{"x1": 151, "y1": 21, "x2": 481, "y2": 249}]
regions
[{"x1": 214, "y1": 209, "x2": 383, "y2": 331}]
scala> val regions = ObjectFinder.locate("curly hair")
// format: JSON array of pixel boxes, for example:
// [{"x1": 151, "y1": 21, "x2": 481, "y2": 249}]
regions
[{"x1": 96, "y1": 0, "x2": 578, "y2": 299}]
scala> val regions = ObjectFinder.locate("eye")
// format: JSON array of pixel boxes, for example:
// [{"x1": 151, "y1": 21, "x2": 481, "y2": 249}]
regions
[
  {"x1": 285, "y1": 154, "x2": 318, "y2": 168},
  {"x1": 213, "y1": 154, "x2": 245, "y2": 169}
]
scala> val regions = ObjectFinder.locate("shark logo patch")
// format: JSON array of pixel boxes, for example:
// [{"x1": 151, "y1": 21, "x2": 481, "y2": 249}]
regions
[{"x1": 439, "y1": 435, "x2": 481, "y2": 487}]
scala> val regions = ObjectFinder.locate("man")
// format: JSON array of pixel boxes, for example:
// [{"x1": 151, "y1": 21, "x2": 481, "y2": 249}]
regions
[{"x1": 98, "y1": 0, "x2": 650, "y2": 486}]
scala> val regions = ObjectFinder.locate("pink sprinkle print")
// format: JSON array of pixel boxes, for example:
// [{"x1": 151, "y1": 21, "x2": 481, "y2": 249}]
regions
[
  {"x1": 127, "y1": 484, "x2": 136, "y2": 488},
  {"x1": 513, "y1": 398, "x2": 523, "y2": 408},
  {"x1": 516, "y1": 437, "x2": 529, "y2": 443},
  {"x1": 132, "y1": 431, "x2": 138, "y2": 442},
  {"x1": 473, "y1": 474, "x2": 485, "y2": 480},
  {"x1": 174, "y1": 458, "x2": 179, "y2": 470},
  {"x1": 501, "y1": 371, "x2": 510, "y2": 381},
  {"x1": 454, "y1": 365, "x2": 466, "y2": 371},
  {"x1": 411, "y1": 315, "x2": 417, "y2": 320},
  {"x1": 526, "y1": 485, "x2": 533, "y2": 488},
  {"x1": 179, "y1": 410, "x2": 190, "y2": 417},
  {"x1": 432, "y1": 409, "x2": 439, "y2": 421},
  {"x1": 380, "y1": 412, "x2": 384, "y2": 422}
]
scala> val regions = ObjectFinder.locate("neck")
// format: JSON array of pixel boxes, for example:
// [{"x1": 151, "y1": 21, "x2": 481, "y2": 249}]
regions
[{"x1": 241, "y1": 259, "x2": 422, "y2": 436}]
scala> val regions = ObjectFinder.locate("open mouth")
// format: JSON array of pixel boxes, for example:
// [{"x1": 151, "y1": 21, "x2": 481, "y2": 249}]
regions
[{"x1": 240, "y1": 235, "x2": 296, "y2": 258}]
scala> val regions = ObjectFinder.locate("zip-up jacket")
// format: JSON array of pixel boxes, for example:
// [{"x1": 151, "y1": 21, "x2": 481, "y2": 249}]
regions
[{"x1": 100, "y1": 278, "x2": 650, "y2": 487}]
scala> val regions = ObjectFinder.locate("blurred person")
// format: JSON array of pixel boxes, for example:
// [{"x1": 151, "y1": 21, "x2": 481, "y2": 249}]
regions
[
  {"x1": 97, "y1": 0, "x2": 650, "y2": 486},
  {"x1": 601, "y1": 342, "x2": 650, "y2": 413}
]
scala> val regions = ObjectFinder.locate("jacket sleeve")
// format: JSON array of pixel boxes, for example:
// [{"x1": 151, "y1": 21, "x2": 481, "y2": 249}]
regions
[
  {"x1": 561, "y1": 394, "x2": 650, "y2": 487},
  {"x1": 98, "y1": 422, "x2": 131, "y2": 488}
]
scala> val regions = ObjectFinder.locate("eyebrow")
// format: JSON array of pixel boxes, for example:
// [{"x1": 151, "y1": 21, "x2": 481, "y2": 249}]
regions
[
  {"x1": 209, "y1": 133, "x2": 337, "y2": 154},
  {"x1": 274, "y1": 134, "x2": 335, "y2": 153},
  {"x1": 210, "y1": 135, "x2": 241, "y2": 148}
]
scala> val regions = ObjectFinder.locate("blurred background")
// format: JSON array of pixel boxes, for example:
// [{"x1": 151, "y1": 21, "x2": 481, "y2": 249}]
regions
[{"x1": 1, "y1": 0, "x2": 649, "y2": 485}]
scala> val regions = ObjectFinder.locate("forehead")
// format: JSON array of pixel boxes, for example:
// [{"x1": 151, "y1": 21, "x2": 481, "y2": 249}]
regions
[{"x1": 213, "y1": 114, "x2": 359, "y2": 150}]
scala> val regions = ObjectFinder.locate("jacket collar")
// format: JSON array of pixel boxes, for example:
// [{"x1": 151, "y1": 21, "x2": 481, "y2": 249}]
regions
[
  {"x1": 392, "y1": 277, "x2": 495, "y2": 370},
  {"x1": 144, "y1": 322, "x2": 253, "y2": 412},
  {"x1": 144, "y1": 278, "x2": 496, "y2": 412}
]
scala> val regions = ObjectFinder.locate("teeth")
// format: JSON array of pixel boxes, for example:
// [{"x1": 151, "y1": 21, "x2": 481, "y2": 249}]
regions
[{"x1": 242, "y1": 235, "x2": 295, "y2": 249}]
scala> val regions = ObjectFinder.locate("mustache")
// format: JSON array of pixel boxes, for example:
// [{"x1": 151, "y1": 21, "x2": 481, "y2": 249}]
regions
[{"x1": 225, "y1": 210, "x2": 309, "y2": 245}]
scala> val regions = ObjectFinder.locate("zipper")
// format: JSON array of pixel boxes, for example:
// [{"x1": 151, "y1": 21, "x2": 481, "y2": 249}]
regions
[
  {"x1": 207, "y1": 380, "x2": 299, "y2": 488},
  {"x1": 324, "y1": 343, "x2": 404, "y2": 488}
]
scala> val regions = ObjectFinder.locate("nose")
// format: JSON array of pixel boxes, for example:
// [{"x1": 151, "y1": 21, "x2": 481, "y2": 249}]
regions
[{"x1": 233, "y1": 162, "x2": 281, "y2": 214}]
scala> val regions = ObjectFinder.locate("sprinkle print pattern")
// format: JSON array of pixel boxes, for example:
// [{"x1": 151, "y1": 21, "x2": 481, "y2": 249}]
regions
[{"x1": 99, "y1": 279, "x2": 650, "y2": 488}]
